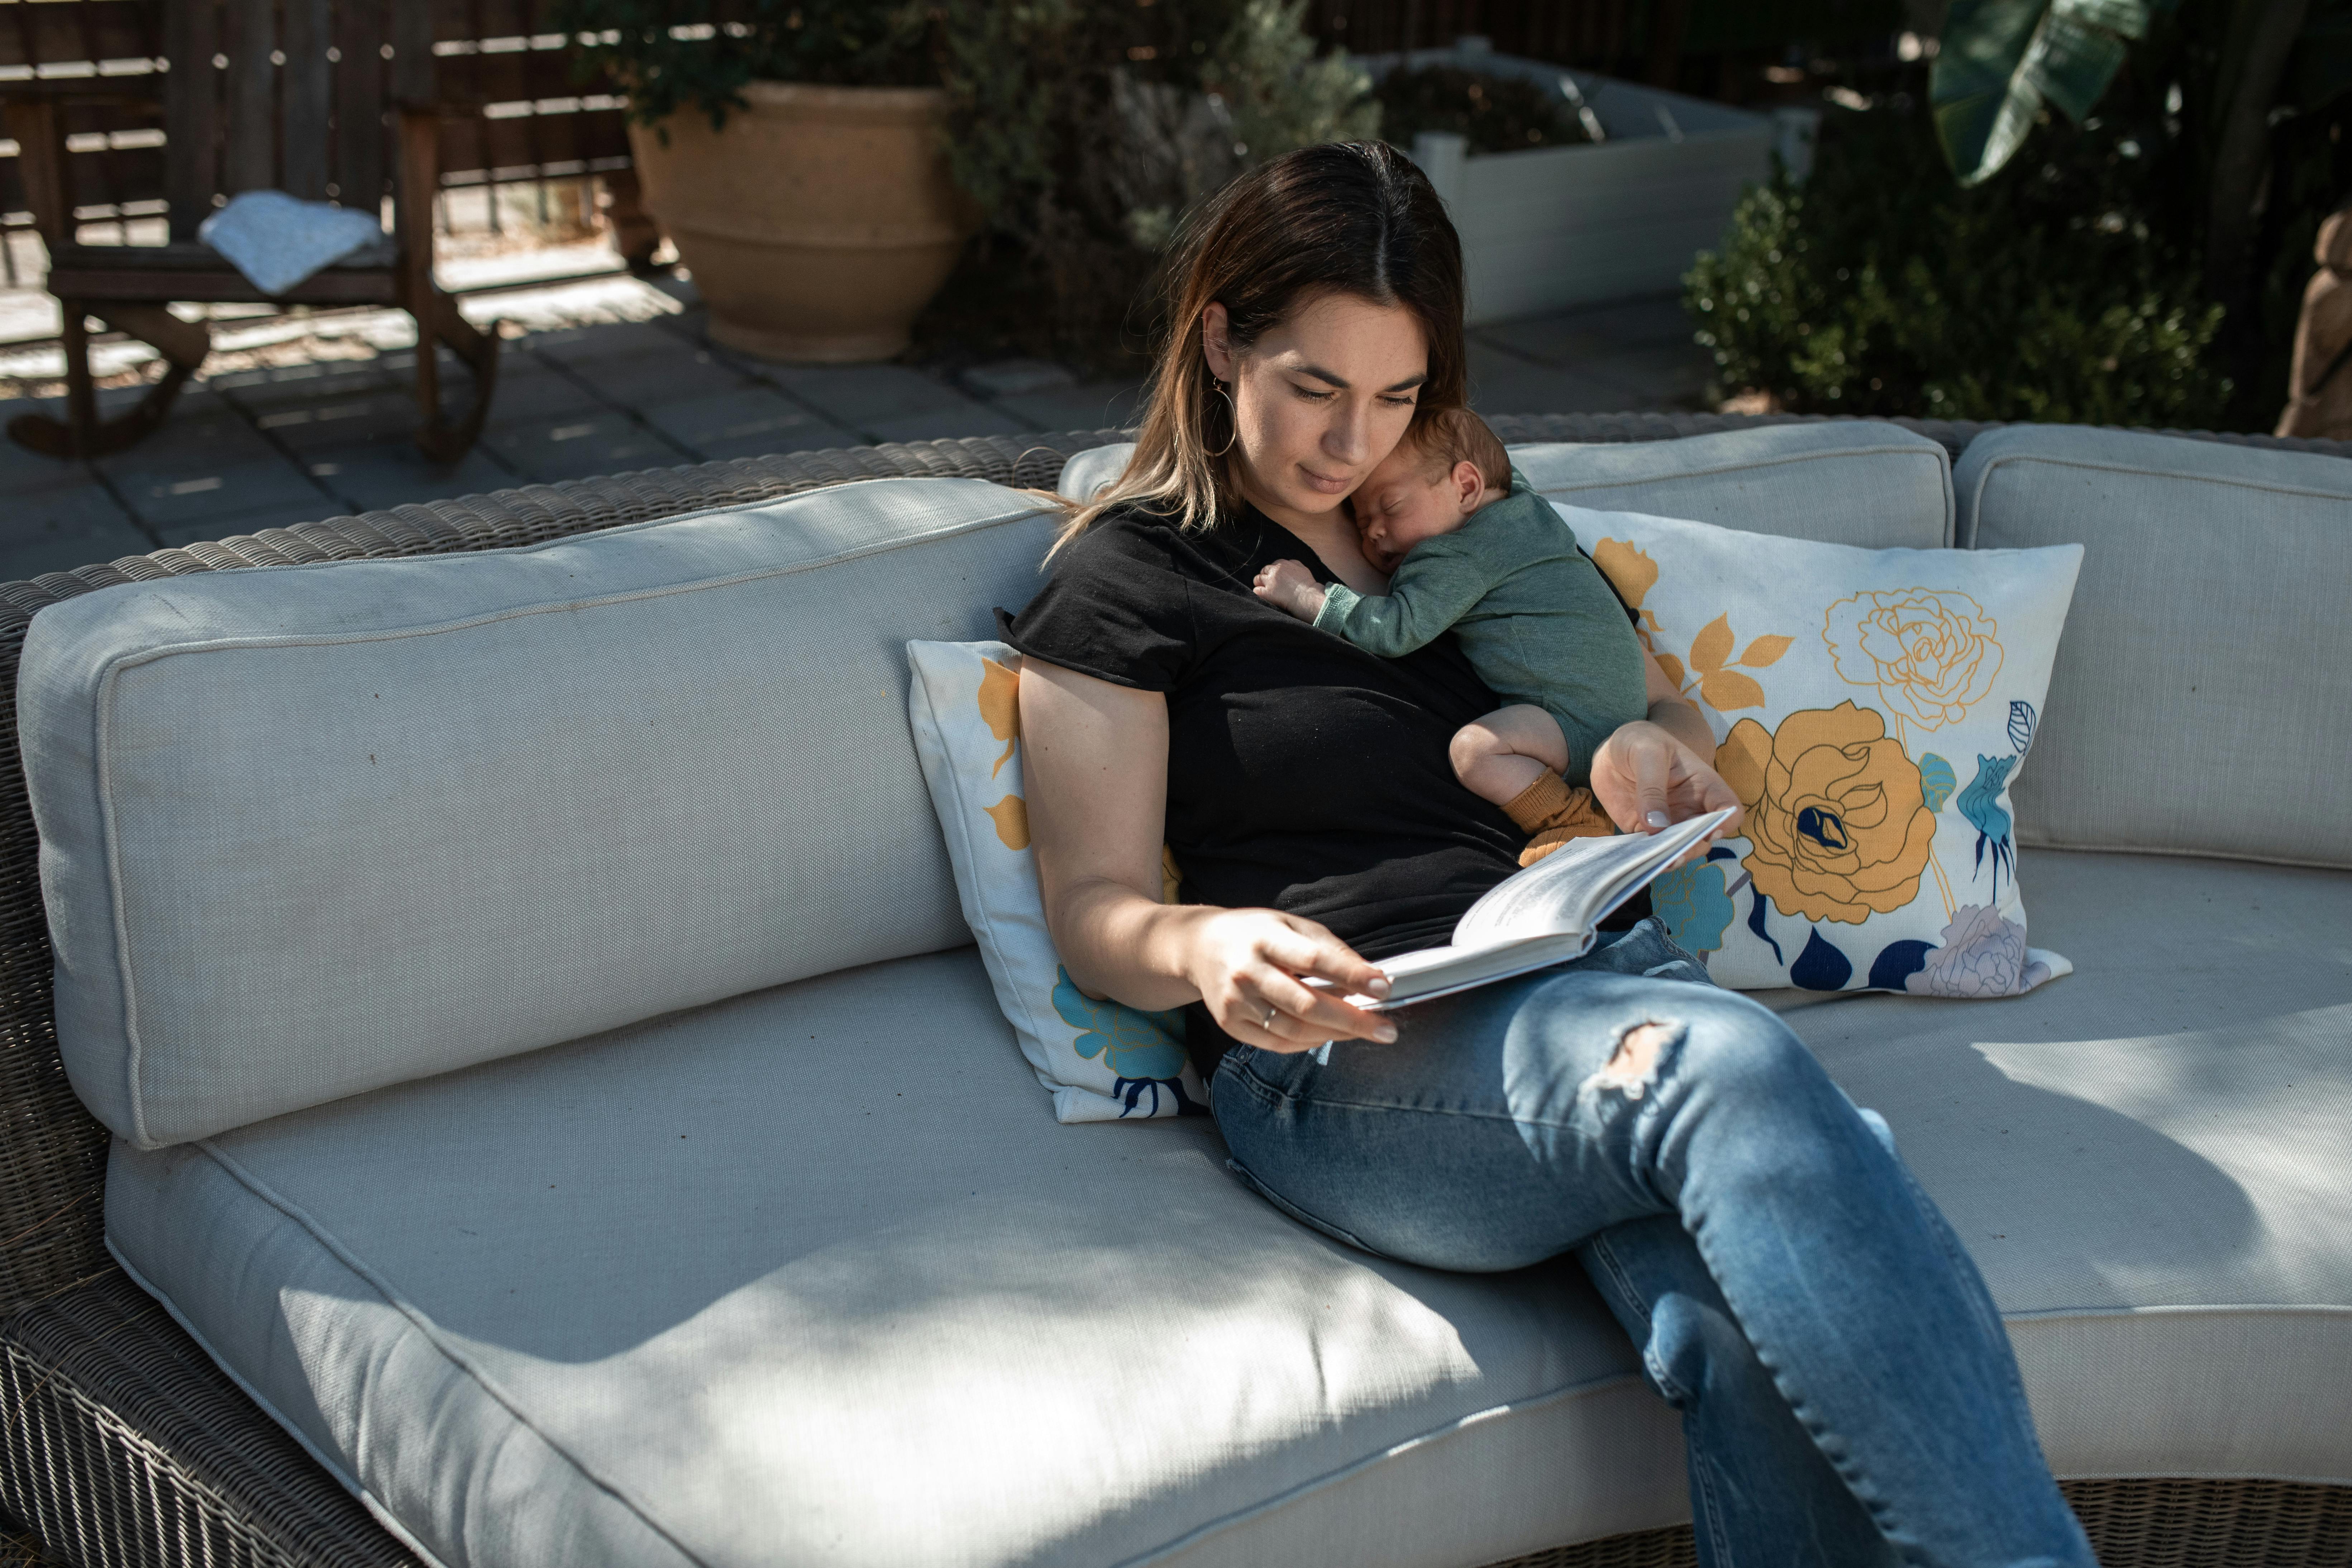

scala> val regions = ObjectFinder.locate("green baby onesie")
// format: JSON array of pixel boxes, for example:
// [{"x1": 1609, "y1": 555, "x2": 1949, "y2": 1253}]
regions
[{"x1": 1313, "y1": 472, "x2": 1650, "y2": 787}]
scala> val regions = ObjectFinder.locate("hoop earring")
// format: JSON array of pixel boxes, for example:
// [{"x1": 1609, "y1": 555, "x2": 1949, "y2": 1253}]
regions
[{"x1": 1206, "y1": 380, "x2": 1237, "y2": 458}]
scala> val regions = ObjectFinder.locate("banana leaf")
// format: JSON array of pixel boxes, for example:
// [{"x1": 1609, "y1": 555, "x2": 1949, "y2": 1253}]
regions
[{"x1": 1931, "y1": 0, "x2": 2171, "y2": 185}]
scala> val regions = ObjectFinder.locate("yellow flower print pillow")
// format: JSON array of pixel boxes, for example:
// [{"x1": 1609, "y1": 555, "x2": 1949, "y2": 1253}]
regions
[
  {"x1": 1581, "y1": 506, "x2": 2084, "y2": 996},
  {"x1": 905, "y1": 639, "x2": 1208, "y2": 1121}
]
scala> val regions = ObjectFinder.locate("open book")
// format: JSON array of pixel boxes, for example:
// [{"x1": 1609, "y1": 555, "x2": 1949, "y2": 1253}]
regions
[{"x1": 1330, "y1": 807, "x2": 1739, "y2": 1011}]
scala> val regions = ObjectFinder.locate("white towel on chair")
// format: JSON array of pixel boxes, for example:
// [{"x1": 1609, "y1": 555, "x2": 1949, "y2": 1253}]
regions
[{"x1": 199, "y1": 190, "x2": 386, "y2": 297}]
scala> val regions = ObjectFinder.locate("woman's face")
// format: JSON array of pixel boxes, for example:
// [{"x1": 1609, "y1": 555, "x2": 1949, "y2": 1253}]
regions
[{"x1": 1201, "y1": 292, "x2": 1427, "y2": 529}]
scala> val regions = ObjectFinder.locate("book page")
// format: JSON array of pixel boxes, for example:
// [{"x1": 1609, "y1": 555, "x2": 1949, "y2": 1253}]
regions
[{"x1": 1449, "y1": 809, "x2": 1735, "y2": 952}]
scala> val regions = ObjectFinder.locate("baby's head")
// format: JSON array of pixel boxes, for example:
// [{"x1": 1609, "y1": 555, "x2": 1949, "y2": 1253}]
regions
[{"x1": 1346, "y1": 407, "x2": 1510, "y2": 573}]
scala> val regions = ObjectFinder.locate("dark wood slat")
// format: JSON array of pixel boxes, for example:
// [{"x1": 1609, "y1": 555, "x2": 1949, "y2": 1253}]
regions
[
  {"x1": 390, "y1": 1, "x2": 434, "y2": 106},
  {"x1": 448, "y1": 43, "x2": 614, "y2": 101},
  {"x1": 0, "y1": 141, "x2": 168, "y2": 204},
  {"x1": 162, "y1": 0, "x2": 219, "y2": 240},
  {"x1": 0, "y1": 1, "x2": 150, "y2": 71},
  {"x1": 333, "y1": 0, "x2": 387, "y2": 211},
  {"x1": 461, "y1": 112, "x2": 631, "y2": 171},
  {"x1": 221, "y1": 0, "x2": 276, "y2": 194},
  {"x1": 44, "y1": 260, "x2": 401, "y2": 305},
  {"x1": 50, "y1": 238, "x2": 389, "y2": 268},
  {"x1": 281, "y1": 0, "x2": 333, "y2": 200},
  {"x1": 1, "y1": 103, "x2": 73, "y2": 241}
]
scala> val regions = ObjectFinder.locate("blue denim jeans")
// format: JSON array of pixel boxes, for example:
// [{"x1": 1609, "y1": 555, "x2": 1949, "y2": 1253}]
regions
[{"x1": 1211, "y1": 920, "x2": 2092, "y2": 1568}]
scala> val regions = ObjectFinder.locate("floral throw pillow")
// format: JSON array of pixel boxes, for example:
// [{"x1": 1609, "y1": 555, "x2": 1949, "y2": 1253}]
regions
[
  {"x1": 1579, "y1": 506, "x2": 2084, "y2": 997},
  {"x1": 905, "y1": 639, "x2": 1209, "y2": 1121}
]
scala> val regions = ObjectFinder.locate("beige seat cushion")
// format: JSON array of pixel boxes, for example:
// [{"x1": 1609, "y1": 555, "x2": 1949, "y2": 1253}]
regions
[
  {"x1": 107, "y1": 948, "x2": 1692, "y2": 1568},
  {"x1": 1771, "y1": 849, "x2": 2352, "y2": 1484},
  {"x1": 109, "y1": 854, "x2": 2351, "y2": 1566}
]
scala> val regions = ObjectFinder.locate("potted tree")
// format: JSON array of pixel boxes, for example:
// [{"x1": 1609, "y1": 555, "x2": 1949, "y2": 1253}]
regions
[{"x1": 560, "y1": 1, "x2": 973, "y2": 362}]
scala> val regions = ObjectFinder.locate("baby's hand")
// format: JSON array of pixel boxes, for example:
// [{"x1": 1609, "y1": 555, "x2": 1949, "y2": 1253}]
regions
[{"x1": 1253, "y1": 559, "x2": 1326, "y2": 621}]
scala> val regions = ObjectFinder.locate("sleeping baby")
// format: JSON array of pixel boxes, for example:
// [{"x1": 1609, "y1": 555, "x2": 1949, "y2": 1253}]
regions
[{"x1": 1252, "y1": 408, "x2": 1650, "y2": 865}]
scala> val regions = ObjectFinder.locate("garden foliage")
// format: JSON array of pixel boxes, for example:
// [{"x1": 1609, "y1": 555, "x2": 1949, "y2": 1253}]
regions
[
  {"x1": 938, "y1": 0, "x2": 1376, "y2": 361},
  {"x1": 1932, "y1": 0, "x2": 2170, "y2": 185},
  {"x1": 1689, "y1": 96, "x2": 2233, "y2": 425},
  {"x1": 1373, "y1": 66, "x2": 1591, "y2": 155},
  {"x1": 552, "y1": 0, "x2": 936, "y2": 129},
  {"x1": 1694, "y1": 0, "x2": 2352, "y2": 429}
]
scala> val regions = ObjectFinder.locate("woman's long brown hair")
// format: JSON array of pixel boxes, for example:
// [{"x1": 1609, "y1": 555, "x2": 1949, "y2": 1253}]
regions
[{"x1": 1053, "y1": 140, "x2": 1467, "y2": 553}]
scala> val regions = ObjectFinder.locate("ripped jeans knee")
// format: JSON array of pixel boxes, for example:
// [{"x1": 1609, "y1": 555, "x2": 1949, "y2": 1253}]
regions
[{"x1": 1584, "y1": 1017, "x2": 1687, "y2": 1101}]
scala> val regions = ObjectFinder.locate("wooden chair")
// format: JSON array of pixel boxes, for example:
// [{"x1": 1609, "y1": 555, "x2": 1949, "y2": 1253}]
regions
[{"x1": 0, "y1": 0, "x2": 497, "y2": 462}]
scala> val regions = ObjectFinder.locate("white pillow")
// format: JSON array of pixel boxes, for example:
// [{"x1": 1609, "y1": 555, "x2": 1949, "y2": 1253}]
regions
[
  {"x1": 906, "y1": 639, "x2": 1210, "y2": 1121},
  {"x1": 1056, "y1": 443, "x2": 1136, "y2": 504},
  {"x1": 1578, "y1": 505, "x2": 2083, "y2": 996}
]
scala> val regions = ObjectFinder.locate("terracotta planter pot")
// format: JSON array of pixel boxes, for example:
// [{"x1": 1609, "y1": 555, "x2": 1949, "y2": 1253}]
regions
[{"x1": 628, "y1": 84, "x2": 974, "y2": 363}]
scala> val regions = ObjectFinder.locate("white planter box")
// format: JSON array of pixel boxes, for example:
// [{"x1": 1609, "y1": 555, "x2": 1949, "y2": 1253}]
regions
[{"x1": 1363, "y1": 47, "x2": 1774, "y2": 325}]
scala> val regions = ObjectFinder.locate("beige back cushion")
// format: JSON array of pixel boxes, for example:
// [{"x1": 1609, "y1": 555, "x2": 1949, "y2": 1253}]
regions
[
  {"x1": 1512, "y1": 422, "x2": 1956, "y2": 548},
  {"x1": 23, "y1": 478, "x2": 1059, "y2": 1147},
  {"x1": 1060, "y1": 422, "x2": 1956, "y2": 551},
  {"x1": 1956, "y1": 428, "x2": 2352, "y2": 868}
]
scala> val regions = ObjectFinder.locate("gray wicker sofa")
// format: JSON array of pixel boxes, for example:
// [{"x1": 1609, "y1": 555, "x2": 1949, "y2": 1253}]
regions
[{"x1": 0, "y1": 412, "x2": 2346, "y2": 1568}]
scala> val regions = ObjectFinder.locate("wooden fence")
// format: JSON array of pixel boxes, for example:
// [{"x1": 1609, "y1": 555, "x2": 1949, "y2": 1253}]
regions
[{"x1": 0, "y1": 0, "x2": 629, "y2": 285}]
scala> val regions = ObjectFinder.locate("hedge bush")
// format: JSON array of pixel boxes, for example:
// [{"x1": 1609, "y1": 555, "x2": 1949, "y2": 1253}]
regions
[{"x1": 1687, "y1": 97, "x2": 2233, "y2": 427}]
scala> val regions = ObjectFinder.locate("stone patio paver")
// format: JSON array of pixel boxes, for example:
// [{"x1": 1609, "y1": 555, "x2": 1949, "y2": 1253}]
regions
[
  {"x1": 862, "y1": 402, "x2": 1031, "y2": 445},
  {"x1": 485, "y1": 407, "x2": 692, "y2": 483},
  {"x1": 539, "y1": 342, "x2": 756, "y2": 407},
  {"x1": 994, "y1": 381, "x2": 1149, "y2": 434},
  {"x1": 108, "y1": 458, "x2": 338, "y2": 533},
  {"x1": 0, "y1": 265, "x2": 1712, "y2": 578},
  {"x1": 758, "y1": 361, "x2": 964, "y2": 419},
  {"x1": 250, "y1": 387, "x2": 430, "y2": 451},
  {"x1": 640, "y1": 387, "x2": 858, "y2": 460},
  {"x1": 1, "y1": 478, "x2": 156, "y2": 576},
  {"x1": 303, "y1": 442, "x2": 516, "y2": 514},
  {"x1": 477, "y1": 361, "x2": 609, "y2": 423}
]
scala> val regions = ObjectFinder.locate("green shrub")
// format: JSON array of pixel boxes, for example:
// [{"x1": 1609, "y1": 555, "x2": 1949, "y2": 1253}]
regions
[
  {"x1": 1687, "y1": 98, "x2": 2232, "y2": 426},
  {"x1": 1373, "y1": 66, "x2": 1589, "y2": 154},
  {"x1": 938, "y1": 0, "x2": 1376, "y2": 365}
]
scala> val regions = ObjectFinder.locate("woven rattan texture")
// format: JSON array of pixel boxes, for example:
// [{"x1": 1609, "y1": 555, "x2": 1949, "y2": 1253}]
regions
[
  {"x1": 0, "y1": 1273, "x2": 420, "y2": 1568},
  {"x1": 0, "y1": 416, "x2": 2345, "y2": 1568},
  {"x1": 1483, "y1": 1527, "x2": 1699, "y2": 1566},
  {"x1": 1477, "y1": 1479, "x2": 2352, "y2": 1567}
]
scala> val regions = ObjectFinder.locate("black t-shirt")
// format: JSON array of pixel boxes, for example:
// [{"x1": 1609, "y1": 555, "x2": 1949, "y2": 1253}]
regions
[{"x1": 998, "y1": 500, "x2": 1636, "y2": 1074}]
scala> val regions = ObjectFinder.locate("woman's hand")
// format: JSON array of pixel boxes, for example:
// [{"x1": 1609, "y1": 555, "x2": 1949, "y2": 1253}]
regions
[
  {"x1": 1185, "y1": 908, "x2": 1396, "y2": 1053},
  {"x1": 1590, "y1": 719, "x2": 1742, "y2": 863},
  {"x1": 1252, "y1": 559, "x2": 1328, "y2": 623}
]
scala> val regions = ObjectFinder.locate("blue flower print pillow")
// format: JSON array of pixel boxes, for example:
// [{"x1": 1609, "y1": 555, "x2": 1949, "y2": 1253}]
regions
[
  {"x1": 1583, "y1": 510, "x2": 2083, "y2": 997},
  {"x1": 906, "y1": 639, "x2": 1208, "y2": 1120}
]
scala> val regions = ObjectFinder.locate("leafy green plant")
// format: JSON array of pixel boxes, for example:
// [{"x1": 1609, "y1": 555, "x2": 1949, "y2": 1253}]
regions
[
  {"x1": 1374, "y1": 65, "x2": 1590, "y2": 155},
  {"x1": 1932, "y1": 0, "x2": 2167, "y2": 185},
  {"x1": 552, "y1": 0, "x2": 938, "y2": 130},
  {"x1": 1930, "y1": 0, "x2": 2352, "y2": 420},
  {"x1": 1210, "y1": 0, "x2": 1382, "y2": 172},
  {"x1": 937, "y1": 0, "x2": 1376, "y2": 365},
  {"x1": 1687, "y1": 99, "x2": 2232, "y2": 425}
]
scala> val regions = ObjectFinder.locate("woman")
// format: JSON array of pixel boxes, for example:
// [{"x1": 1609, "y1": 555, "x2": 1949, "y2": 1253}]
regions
[{"x1": 1003, "y1": 142, "x2": 2091, "y2": 1568}]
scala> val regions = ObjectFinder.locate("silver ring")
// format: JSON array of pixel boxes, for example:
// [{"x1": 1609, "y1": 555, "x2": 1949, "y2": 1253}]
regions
[{"x1": 1260, "y1": 1003, "x2": 1279, "y2": 1030}]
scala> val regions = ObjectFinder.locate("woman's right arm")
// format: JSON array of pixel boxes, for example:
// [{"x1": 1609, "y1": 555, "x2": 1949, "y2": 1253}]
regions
[{"x1": 1019, "y1": 657, "x2": 1396, "y2": 1051}]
